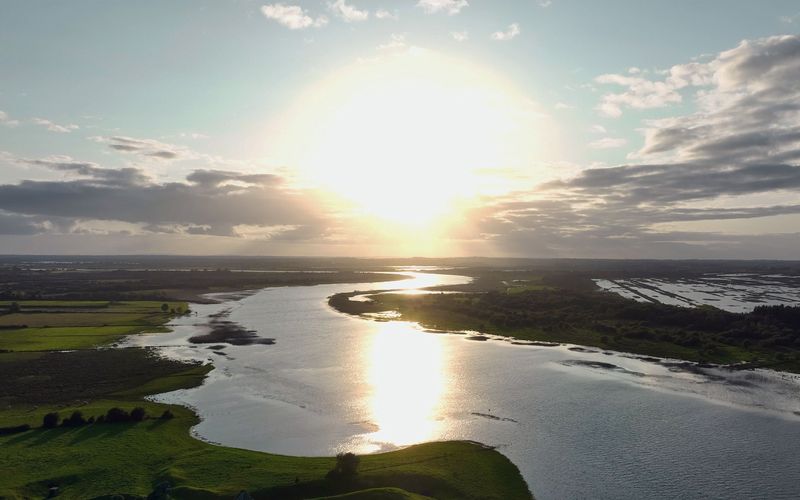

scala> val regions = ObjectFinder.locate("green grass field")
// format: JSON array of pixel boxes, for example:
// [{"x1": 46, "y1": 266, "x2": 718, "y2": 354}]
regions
[
  {"x1": 0, "y1": 300, "x2": 533, "y2": 499},
  {"x1": 0, "y1": 300, "x2": 186, "y2": 352}
]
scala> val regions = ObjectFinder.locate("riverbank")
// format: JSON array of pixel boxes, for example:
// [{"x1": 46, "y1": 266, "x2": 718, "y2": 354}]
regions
[{"x1": 0, "y1": 299, "x2": 533, "y2": 499}]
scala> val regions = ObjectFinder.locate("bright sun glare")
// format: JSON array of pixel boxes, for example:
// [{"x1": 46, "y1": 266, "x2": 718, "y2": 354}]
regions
[{"x1": 274, "y1": 48, "x2": 552, "y2": 228}]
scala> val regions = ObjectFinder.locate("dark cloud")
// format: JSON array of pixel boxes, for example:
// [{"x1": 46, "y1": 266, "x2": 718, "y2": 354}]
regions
[
  {"x1": 18, "y1": 156, "x2": 150, "y2": 185},
  {"x1": 186, "y1": 169, "x2": 282, "y2": 187},
  {"x1": 0, "y1": 163, "x2": 326, "y2": 238},
  {"x1": 0, "y1": 212, "x2": 42, "y2": 235}
]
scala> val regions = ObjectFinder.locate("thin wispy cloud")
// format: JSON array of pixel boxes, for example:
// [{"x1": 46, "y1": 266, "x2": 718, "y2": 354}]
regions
[
  {"x1": 32, "y1": 118, "x2": 79, "y2": 133},
  {"x1": 588, "y1": 137, "x2": 627, "y2": 149},
  {"x1": 450, "y1": 30, "x2": 468, "y2": 42},
  {"x1": 92, "y1": 136, "x2": 192, "y2": 161}
]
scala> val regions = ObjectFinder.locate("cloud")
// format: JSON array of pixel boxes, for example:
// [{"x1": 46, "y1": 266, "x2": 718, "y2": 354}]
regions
[
  {"x1": 780, "y1": 13, "x2": 800, "y2": 23},
  {"x1": 32, "y1": 118, "x2": 79, "y2": 133},
  {"x1": 589, "y1": 124, "x2": 607, "y2": 134},
  {"x1": 92, "y1": 136, "x2": 191, "y2": 161},
  {"x1": 376, "y1": 34, "x2": 407, "y2": 51},
  {"x1": 328, "y1": 0, "x2": 368, "y2": 22},
  {"x1": 0, "y1": 110, "x2": 20, "y2": 127},
  {"x1": 261, "y1": 3, "x2": 328, "y2": 30},
  {"x1": 0, "y1": 158, "x2": 326, "y2": 239},
  {"x1": 538, "y1": 0, "x2": 552, "y2": 6},
  {"x1": 16, "y1": 155, "x2": 151, "y2": 185},
  {"x1": 417, "y1": 0, "x2": 468, "y2": 15},
  {"x1": 463, "y1": 35, "x2": 800, "y2": 258},
  {"x1": 0, "y1": 211, "x2": 46, "y2": 235},
  {"x1": 450, "y1": 31, "x2": 468, "y2": 42},
  {"x1": 594, "y1": 48, "x2": 721, "y2": 117},
  {"x1": 491, "y1": 23, "x2": 521, "y2": 41},
  {"x1": 375, "y1": 9, "x2": 398, "y2": 20},
  {"x1": 554, "y1": 102, "x2": 574, "y2": 110},
  {"x1": 588, "y1": 137, "x2": 627, "y2": 149},
  {"x1": 185, "y1": 169, "x2": 282, "y2": 188}
]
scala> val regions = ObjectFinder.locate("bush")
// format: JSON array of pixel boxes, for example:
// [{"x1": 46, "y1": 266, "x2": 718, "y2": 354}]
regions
[
  {"x1": 160, "y1": 410, "x2": 175, "y2": 420},
  {"x1": 0, "y1": 424, "x2": 30, "y2": 435},
  {"x1": 105, "y1": 407, "x2": 131, "y2": 423},
  {"x1": 130, "y1": 407, "x2": 147, "y2": 422},
  {"x1": 42, "y1": 412, "x2": 60, "y2": 428},
  {"x1": 62, "y1": 411, "x2": 87, "y2": 427},
  {"x1": 327, "y1": 452, "x2": 360, "y2": 480}
]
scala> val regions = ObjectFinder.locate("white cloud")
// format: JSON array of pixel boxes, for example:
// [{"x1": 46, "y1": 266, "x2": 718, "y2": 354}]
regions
[
  {"x1": 417, "y1": 0, "x2": 468, "y2": 15},
  {"x1": 32, "y1": 118, "x2": 79, "y2": 133},
  {"x1": 450, "y1": 30, "x2": 468, "y2": 42},
  {"x1": 594, "y1": 59, "x2": 715, "y2": 117},
  {"x1": 491, "y1": 23, "x2": 520, "y2": 41},
  {"x1": 377, "y1": 34, "x2": 407, "y2": 51},
  {"x1": 261, "y1": 4, "x2": 328, "y2": 30},
  {"x1": 589, "y1": 124, "x2": 607, "y2": 134},
  {"x1": 0, "y1": 111, "x2": 19, "y2": 127},
  {"x1": 554, "y1": 102, "x2": 573, "y2": 110},
  {"x1": 538, "y1": 0, "x2": 552, "y2": 7},
  {"x1": 328, "y1": 0, "x2": 368, "y2": 22},
  {"x1": 589, "y1": 137, "x2": 628, "y2": 149},
  {"x1": 375, "y1": 9, "x2": 398, "y2": 20}
]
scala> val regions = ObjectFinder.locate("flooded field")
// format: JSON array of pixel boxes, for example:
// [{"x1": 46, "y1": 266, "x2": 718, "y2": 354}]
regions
[{"x1": 595, "y1": 274, "x2": 800, "y2": 313}]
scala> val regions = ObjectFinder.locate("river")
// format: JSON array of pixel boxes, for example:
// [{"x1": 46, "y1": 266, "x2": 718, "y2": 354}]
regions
[{"x1": 124, "y1": 272, "x2": 800, "y2": 499}]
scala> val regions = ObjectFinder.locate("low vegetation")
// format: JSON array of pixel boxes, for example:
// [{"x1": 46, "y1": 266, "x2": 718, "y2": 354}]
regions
[{"x1": 331, "y1": 285, "x2": 800, "y2": 372}]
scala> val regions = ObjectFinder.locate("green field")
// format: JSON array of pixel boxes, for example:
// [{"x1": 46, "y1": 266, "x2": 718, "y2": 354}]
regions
[
  {"x1": 0, "y1": 300, "x2": 533, "y2": 499},
  {"x1": 0, "y1": 300, "x2": 186, "y2": 352}
]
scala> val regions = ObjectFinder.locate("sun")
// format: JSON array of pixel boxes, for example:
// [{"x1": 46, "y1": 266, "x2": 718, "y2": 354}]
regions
[{"x1": 271, "y1": 47, "x2": 551, "y2": 228}]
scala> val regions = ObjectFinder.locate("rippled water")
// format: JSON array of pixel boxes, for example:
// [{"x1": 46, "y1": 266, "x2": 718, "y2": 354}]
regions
[{"x1": 126, "y1": 273, "x2": 800, "y2": 500}]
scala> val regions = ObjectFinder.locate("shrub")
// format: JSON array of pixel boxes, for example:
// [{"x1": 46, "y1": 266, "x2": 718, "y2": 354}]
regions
[
  {"x1": 63, "y1": 411, "x2": 87, "y2": 427},
  {"x1": 160, "y1": 410, "x2": 175, "y2": 420},
  {"x1": 130, "y1": 407, "x2": 147, "y2": 422},
  {"x1": 105, "y1": 407, "x2": 131, "y2": 423},
  {"x1": 327, "y1": 452, "x2": 360, "y2": 480},
  {"x1": 42, "y1": 412, "x2": 60, "y2": 429}
]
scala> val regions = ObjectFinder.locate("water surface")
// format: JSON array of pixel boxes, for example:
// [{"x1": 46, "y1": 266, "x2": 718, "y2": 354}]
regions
[{"x1": 126, "y1": 272, "x2": 800, "y2": 500}]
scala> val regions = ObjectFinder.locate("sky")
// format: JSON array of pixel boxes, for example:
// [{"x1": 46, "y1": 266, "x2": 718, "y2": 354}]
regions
[{"x1": 1, "y1": 0, "x2": 800, "y2": 258}]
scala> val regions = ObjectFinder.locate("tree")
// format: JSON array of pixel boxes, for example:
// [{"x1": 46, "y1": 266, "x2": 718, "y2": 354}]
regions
[
  {"x1": 8, "y1": 301, "x2": 20, "y2": 314},
  {"x1": 130, "y1": 407, "x2": 147, "y2": 422},
  {"x1": 328, "y1": 452, "x2": 360, "y2": 479},
  {"x1": 42, "y1": 412, "x2": 59, "y2": 428},
  {"x1": 105, "y1": 407, "x2": 131, "y2": 423},
  {"x1": 63, "y1": 411, "x2": 86, "y2": 427},
  {"x1": 159, "y1": 410, "x2": 174, "y2": 420},
  {"x1": 161, "y1": 303, "x2": 169, "y2": 313}
]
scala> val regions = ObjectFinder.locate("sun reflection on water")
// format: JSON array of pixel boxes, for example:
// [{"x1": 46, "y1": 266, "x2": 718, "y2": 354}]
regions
[{"x1": 364, "y1": 322, "x2": 447, "y2": 449}]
